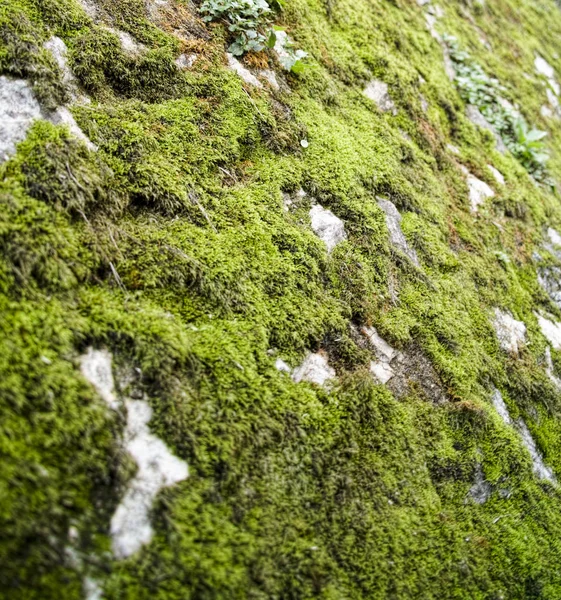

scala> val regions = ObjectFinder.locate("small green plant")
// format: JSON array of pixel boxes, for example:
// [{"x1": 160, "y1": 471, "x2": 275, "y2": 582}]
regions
[
  {"x1": 444, "y1": 35, "x2": 550, "y2": 182},
  {"x1": 199, "y1": 0, "x2": 307, "y2": 71}
]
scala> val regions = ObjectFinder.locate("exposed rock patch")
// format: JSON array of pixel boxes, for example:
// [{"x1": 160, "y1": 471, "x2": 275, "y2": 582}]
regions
[
  {"x1": 536, "y1": 314, "x2": 561, "y2": 350},
  {"x1": 466, "y1": 105, "x2": 508, "y2": 153},
  {"x1": 545, "y1": 347, "x2": 561, "y2": 390},
  {"x1": 309, "y1": 204, "x2": 347, "y2": 252},
  {"x1": 493, "y1": 309, "x2": 526, "y2": 354},
  {"x1": 291, "y1": 352, "x2": 336, "y2": 386},
  {"x1": 468, "y1": 463, "x2": 492, "y2": 504},
  {"x1": 488, "y1": 165, "x2": 505, "y2": 185},
  {"x1": 377, "y1": 198, "x2": 420, "y2": 265},
  {"x1": 364, "y1": 80, "x2": 397, "y2": 114},
  {"x1": 226, "y1": 54, "x2": 262, "y2": 88}
]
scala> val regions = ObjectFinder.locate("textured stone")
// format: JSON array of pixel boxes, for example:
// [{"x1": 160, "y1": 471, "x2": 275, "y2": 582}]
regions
[
  {"x1": 364, "y1": 80, "x2": 396, "y2": 113},
  {"x1": 377, "y1": 198, "x2": 419, "y2": 265},
  {"x1": 466, "y1": 105, "x2": 508, "y2": 153},
  {"x1": 226, "y1": 54, "x2": 262, "y2": 88},
  {"x1": 536, "y1": 314, "x2": 561, "y2": 350},
  {"x1": 0, "y1": 77, "x2": 42, "y2": 163},
  {"x1": 309, "y1": 204, "x2": 347, "y2": 253},
  {"x1": 493, "y1": 308, "x2": 526, "y2": 354},
  {"x1": 292, "y1": 352, "x2": 335, "y2": 386},
  {"x1": 469, "y1": 464, "x2": 492, "y2": 504},
  {"x1": 488, "y1": 165, "x2": 505, "y2": 185}
]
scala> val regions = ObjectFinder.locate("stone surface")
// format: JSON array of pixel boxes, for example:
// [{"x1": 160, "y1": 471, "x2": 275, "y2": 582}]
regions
[
  {"x1": 536, "y1": 314, "x2": 561, "y2": 350},
  {"x1": 377, "y1": 198, "x2": 419, "y2": 265},
  {"x1": 518, "y1": 420, "x2": 556, "y2": 482},
  {"x1": 538, "y1": 266, "x2": 561, "y2": 309},
  {"x1": 493, "y1": 308, "x2": 526, "y2": 354},
  {"x1": 466, "y1": 105, "x2": 508, "y2": 153},
  {"x1": 491, "y1": 388, "x2": 513, "y2": 426},
  {"x1": 465, "y1": 171, "x2": 495, "y2": 212},
  {"x1": 488, "y1": 165, "x2": 505, "y2": 185},
  {"x1": 548, "y1": 227, "x2": 561, "y2": 247},
  {"x1": 364, "y1": 80, "x2": 396, "y2": 113},
  {"x1": 370, "y1": 361, "x2": 395, "y2": 384},
  {"x1": 292, "y1": 352, "x2": 335, "y2": 386},
  {"x1": 80, "y1": 348, "x2": 188, "y2": 559},
  {"x1": 111, "y1": 398, "x2": 189, "y2": 559},
  {"x1": 258, "y1": 69, "x2": 280, "y2": 90},
  {"x1": 50, "y1": 106, "x2": 97, "y2": 151},
  {"x1": 309, "y1": 204, "x2": 347, "y2": 253},
  {"x1": 469, "y1": 464, "x2": 492, "y2": 504},
  {"x1": 226, "y1": 54, "x2": 262, "y2": 88},
  {"x1": 175, "y1": 53, "x2": 197, "y2": 69},
  {"x1": 44, "y1": 36, "x2": 81, "y2": 100},
  {"x1": 535, "y1": 55, "x2": 555, "y2": 80},
  {"x1": 545, "y1": 346, "x2": 561, "y2": 390},
  {"x1": 0, "y1": 77, "x2": 42, "y2": 162},
  {"x1": 275, "y1": 358, "x2": 291, "y2": 373}
]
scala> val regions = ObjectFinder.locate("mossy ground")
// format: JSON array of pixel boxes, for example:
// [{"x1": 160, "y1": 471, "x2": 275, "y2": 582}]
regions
[{"x1": 3, "y1": 0, "x2": 561, "y2": 596}]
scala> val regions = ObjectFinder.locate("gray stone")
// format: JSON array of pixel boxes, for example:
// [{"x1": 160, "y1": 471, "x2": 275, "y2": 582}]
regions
[
  {"x1": 493, "y1": 308, "x2": 526, "y2": 354},
  {"x1": 50, "y1": 106, "x2": 97, "y2": 151},
  {"x1": 538, "y1": 266, "x2": 561, "y2": 309},
  {"x1": 536, "y1": 314, "x2": 561, "y2": 350},
  {"x1": 226, "y1": 53, "x2": 262, "y2": 88},
  {"x1": 469, "y1": 464, "x2": 492, "y2": 504},
  {"x1": 491, "y1": 388, "x2": 512, "y2": 426},
  {"x1": 292, "y1": 352, "x2": 335, "y2": 386},
  {"x1": 175, "y1": 53, "x2": 197, "y2": 69},
  {"x1": 518, "y1": 419, "x2": 556, "y2": 482},
  {"x1": 364, "y1": 79, "x2": 396, "y2": 113},
  {"x1": 0, "y1": 77, "x2": 42, "y2": 162},
  {"x1": 377, "y1": 198, "x2": 419, "y2": 265},
  {"x1": 309, "y1": 204, "x2": 347, "y2": 253}
]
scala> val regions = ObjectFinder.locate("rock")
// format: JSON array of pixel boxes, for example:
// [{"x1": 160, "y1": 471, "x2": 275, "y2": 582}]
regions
[
  {"x1": 442, "y1": 46, "x2": 456, "y2": 81},
  {"x1": 275, "y1": 358, "x2": 291, "y2": 373},
  {"x1": 460, "y1": 166, "x2": 494, "y2": 212},
  {"x1": 44, "y1": 36, "x2": 82, "y2": 101},
  {"x1": 226, "y1": 53, "x2": 262, "y2": 88},
  {"x1": 488, "y1": 165, "x2": 505, "y2": 185},
  {"x1": 258, "y1": 69, "x2": 280, "y2": 90},
  {"x1": 491, "y1": 388, "x2": 513, "y2": 426},
  {"x1": 364, "y1": 79, "x2": 397, "y2": 114},
  {"x1": 50, "y1": 106, "x2": 97, "y2": 151},
  {"x1": 536, "y1": 314, "x2": 561, "y2": 350},
  {"x1": 518, "y1": 419, "x2": 556, "y2": 482},
  {"x1": 309, "y1": 204, "x2": 347, "y2": 253},
  {"x1": 535, "y1": 55, "x2": 555, "y2": 80},
  {"x1": 493, "y1": 308, "x2": 526, "y2": 354},
  {"x1": 111, "y1": 398, "x2": 188, "y2": 559},
  {"x1": 538, "y1": 266, "x2": 561, "y2": 309},
  {"x1": 420, "y1": 93, "x2": 429, "y2": 112},
  {"x1": 292, "y1": 352, "x2": 335, "y2": 386},
  {"x1": 466, "y1": 105, "x2": 508, "y2": 153},
  {"x1": 545, "y1": 346, "x2": 561, "y2": 390},
  {"x1": 469, "y1": 464, "x2": 492, "y2": 504},
  {"x1": 370, "y1": 361, "x2": 395, "y2": 384},
  {"x1": 80, "y1": 347, "x2": 120, "y2": 410},
  {"x1": 80, "y1": 348, "x2": 188, "y2": 559},
  {"x1": 0, "y1": 77, "x2": 42, "y2": 163},
  {"x1": 548, "y1": 227, "x2": 561, "y2": 247},
  {"x1": 175, "y1": 53, "x2": 197, "y2": 69},
  {"x1": 447, "y1": 143, "x2": 460, "y2": 155},
  {"x1": 377, "y1": 198, "x2": 420, "y2": 265}
]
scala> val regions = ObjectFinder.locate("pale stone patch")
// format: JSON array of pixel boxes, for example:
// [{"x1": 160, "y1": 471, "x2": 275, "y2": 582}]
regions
[
  {"x1": 363, "y1": 80, "x2": 397, "y2": 113},
  {"x1": 175, "y1": 53, "x2": 197, "y2": 69},
  {"x1": 50, "y1": 106, "x2": 97, "y2": 151},
  {"x1": 377, "y1": 198, "x2": 420, "y2": 265},
  {"x1": 44, "y1": 36, "x2": 82, "y2": 100},
  {"x1": 491, "y1": 388, "x2": 513, "y2": 426},
  {"x1": 460, "y1": 166, "x2": 495, "y2": 212},
  {"x1": 292, "y1": 352, "x2": 335, "y2": 386},
  {"x1": 370, "y1": 361, "x2": 395, "y2": 384},
  {"x1": 258, "y1": 69, "x2": 280, "y2": 90},
  {"x1": 535, "y1": 55, "x2": 555, "y2": 80},
  {"x1": 548, "y1": 227, "x2": 561, "y2": 247},
  {"x1": 273, "y1": 30, "x2": 307, "y2": 71},
  {"x1": 275, "y1": 358, "x2": 291, "y2": 373},
  {"x1": 493, "y1": 308, "x2": 526, "y2": 354},
  {"x1": 362, "y1": 326, "x2": 399, "y2": 384},
  {"x1": 536, "y1": 314, "x2": 561, "y2": 350},
  {"x1": 469, "y1": 463, "x2": 492, "y2": 504},
  {"x1": 226, "y1": 53, "x2": 262, "y2": 88},
  {"x1": 80, "y1": 348, "x2": 188, "y2": 559},
  {"x1": 80, "y1": 348, "x2": 120, "y2": 410},
  {"x1": 0, "y1": 77, "x2": 42, "y2": 162},
  {"x1": 110, "y1": 398, "x2": 188, "y2": 559},
  {"x1": 488, "y1": 165, "x2": 505, "y2": 185},
  {"x1": 545, "y1": 347, "x2": 561, "y2": 390},
  {"x1": 309, "y1": 204, "x2": 347, "y2": 253},
  {"x1": 447, "y1": 143, "x2": 460, "y2": 155},
  {"x1": 518, "y1": 420, "x2": 556, "y2": 482},
  {"x1": 537, "y1": 267, "x2": 561, "y2": 309}
]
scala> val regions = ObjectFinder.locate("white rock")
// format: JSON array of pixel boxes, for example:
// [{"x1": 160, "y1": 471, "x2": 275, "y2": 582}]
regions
[
  {"x1": 226, "y1": 53, "x2": 262, "y2": 88},
  {"x1": 465, "y1": 105, "x2": 508, "y2": 153},
  {"x1": 77, "y1": 0, "x2": 97, "y2": 18},
  {"x1": 469, "y1": 463, "x2": 492, "y2": 504},
  {"x1": 309, "y1": 204, "x2": 347, "y2": 252},
  {"x1": 491, "y1": 388, "x2": 513, "y2": 426},
  {"x1": 377, "y1": 198, "x2": 420, "y2": 265},
  {"x1": 111, "y1": 398, "x2": 188, "y2": 559},
  {"x1": 275, "y1": 358, "x2": 291, "y2": 373},
  {"x1": 541, "y1": 104, "x2": 554, "y2": 118},
  {"x1": 292, "y1": 352, "x2": 335, "y2": 386},
  {"x1": 175, "y1": 53, "x2": 197, "y2": 69},
  {"x1": 548, "y1": 227, "x2": 561, "y2": 247},
  {"x1": 518, "y1": 419, "x2": 555, "y2": 482},
  {"x1": 488, "y1": 165, "x2": 505, "y2": 185},
  {"x1": 0, "y1": 77, "x2": 42, "y2": 162},
  {"x1": 447, "y1": 143, "x2": 460, "y2": 155},
  {"x1": 362, "y1": 326, "x2": 397, "y2": 361},
  {"x1": 50, "y1": 106, "x2": 97, "y2": 151},
  {"x1": 545, "y1": 346, "x2": 561, "y2": 390},
  {"x1": 44, "y1": 37, "x2": 80, "y2": 96},
  {"x1": 258, "y1": 69, "x2": 279, "y2": 90},
  {"x1": 465, "y1": 171, "x2": 495, "y2": 212},
  {"x1": 425, "y1": 13, "x2": 439, "y2": 39},
  {"x1": 370, "y1": 360, "x2": 395, "y2": 384},
  {"x1": 364, "y1": 80, "x2": 396, "y2": 113},
  {"x1": 535, "y1": 55, "x2": 555, "y2": 80},
  {"x1": 536, "y1": 314, "x2": 561, "y2": 350},
  {"x1": 115, "y1": 29, "x2": 143, "y2": 54},
  {"x1": 80, "y1": 348, "x2": 188, "y2": 559},
  {"x1": 550, "y1": 79, "x2": 560, "y2": 97},
  {"x1": 493, "y1": 308, "x2": 526, "y2": 354},
  {"x1": 547, "y1": 87, "x2": 560, "y2": 109},
  {"x1": 80, "y1": 347, "x2": 120, "y2": 410}
]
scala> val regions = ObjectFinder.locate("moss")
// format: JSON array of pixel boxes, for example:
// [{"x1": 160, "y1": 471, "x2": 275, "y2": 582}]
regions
[{"x1": 4, "y1": 0, "x2": 561, "y2": 594}]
